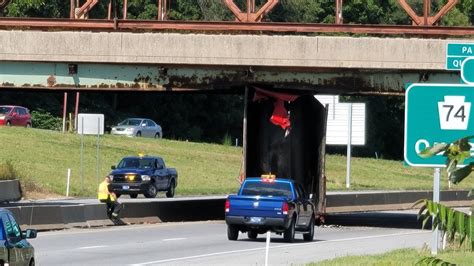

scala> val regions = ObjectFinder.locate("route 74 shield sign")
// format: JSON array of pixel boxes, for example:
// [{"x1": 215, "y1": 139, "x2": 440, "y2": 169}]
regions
[{"x1": 404, "y1": 84, "x2": 474, "y2": 167}]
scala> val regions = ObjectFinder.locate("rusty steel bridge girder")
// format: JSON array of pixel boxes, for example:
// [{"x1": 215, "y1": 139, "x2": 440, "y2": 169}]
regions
[
  {"x1": 3, "y1": 0, "x2": 461, "y2": 29},
  {"x1": 224, "y1": 0, "x2": 279, "y2": 22},
  {"x1": 0, "y1": 61, "x2": 461, "y2": 94},
  {"x1": 335, "y1": 0, "x2": 343, "y2": 24},
  {"x1": 74, "y1": 0, "x2": 99, "y2": 19},
  {"x1": 71, "y1": 0, "x2": 170, "y2": 20},
  {"x1": 398, "y1": 0, "x2": 458, "y2": 26},
  {"x1": 0, "y1": 0, "x2": 11, "y2": 17},
  {"x1": 0, "y1": 17, "x2": 473, "y2": 36},
  {"x1": 0, "y1": 0, "x2": 10, "y2": 8}
]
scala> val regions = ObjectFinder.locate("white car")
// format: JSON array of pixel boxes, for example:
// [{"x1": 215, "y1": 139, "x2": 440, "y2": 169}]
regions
[{"x1": 111, "y1": 118, "x2": 162, "y2": 138}]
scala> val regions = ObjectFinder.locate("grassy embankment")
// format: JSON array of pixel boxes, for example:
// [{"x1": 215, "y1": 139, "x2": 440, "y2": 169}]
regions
[
  {"x1": 311, "y1": 247, "x2": 474, "y2": 265},
  {"x1": 0, "y1": 127, "x2": 473, "y2": 198}
]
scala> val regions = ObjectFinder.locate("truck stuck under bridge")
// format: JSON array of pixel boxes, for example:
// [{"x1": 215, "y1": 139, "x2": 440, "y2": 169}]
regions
[{"x1": 243, "y1": 88, "x2": 327, "y2": 220}]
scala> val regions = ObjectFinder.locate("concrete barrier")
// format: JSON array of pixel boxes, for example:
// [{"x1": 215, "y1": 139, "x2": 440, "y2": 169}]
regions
[
  {"x1": 1, "y1": 190, "x2": 470, "y2": 231},
  {"x1": 0, "y1": 180, "x2": 22, "y2": 203},
  {"x1": 326, "y1": 190, "x2": 470, "y2": 213},
  {"x1": 325, "y1": 212, "x2": 428, "y2": 229}
]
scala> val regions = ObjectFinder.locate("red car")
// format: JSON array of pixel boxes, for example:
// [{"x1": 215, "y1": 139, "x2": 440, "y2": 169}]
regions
[{"x1": 0, "y1": 105, "x2": 32, "y2": 127}]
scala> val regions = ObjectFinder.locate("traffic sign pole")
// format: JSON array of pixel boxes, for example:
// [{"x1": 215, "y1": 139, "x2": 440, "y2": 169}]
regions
[
  {"x1": 431, "y1": 168, "x2": 441, "y2": 255},
  {"x1": 346, "y1": 103, "x2": 353, "y2": 189}
]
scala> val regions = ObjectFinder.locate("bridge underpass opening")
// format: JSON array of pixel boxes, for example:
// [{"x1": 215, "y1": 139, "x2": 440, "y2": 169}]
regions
[{"x1": 1, "y1": 82, "x2": 329, "y2": 211}]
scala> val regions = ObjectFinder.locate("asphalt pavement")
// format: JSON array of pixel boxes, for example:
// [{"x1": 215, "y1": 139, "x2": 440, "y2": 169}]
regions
[{"x1": 29, "y1": 220, "x2": 431, "y2": 265}]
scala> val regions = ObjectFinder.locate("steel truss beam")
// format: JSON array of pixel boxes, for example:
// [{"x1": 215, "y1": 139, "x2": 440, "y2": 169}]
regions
[
  {"x1": 0, "y1": 18, "x2": 472, "y2": 36},
  {"x1": 398, "y1": 0, "x2": 458, "y2": 26},
  {"x1": 224, "y1": 0, "x2": 279, "y2": 22}
]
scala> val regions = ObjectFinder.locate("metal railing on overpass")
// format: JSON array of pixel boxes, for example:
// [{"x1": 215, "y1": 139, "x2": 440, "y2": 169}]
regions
[{"x1": 0, "y1": 17, "x2": 473, "y2": 37}]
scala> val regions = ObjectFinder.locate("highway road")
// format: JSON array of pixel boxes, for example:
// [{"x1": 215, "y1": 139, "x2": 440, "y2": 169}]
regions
[{"x1": 29, "y1": 221, "x2": 431, "y2": 265}]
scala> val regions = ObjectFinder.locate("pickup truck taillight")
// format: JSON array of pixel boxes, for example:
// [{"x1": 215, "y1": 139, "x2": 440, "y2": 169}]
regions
[
  {"x1": 282, "y1": 202, "x2": 289, "y2": 215},
  {"x1": 225, "y1": 198, "x2": 230, "y2": 213}
]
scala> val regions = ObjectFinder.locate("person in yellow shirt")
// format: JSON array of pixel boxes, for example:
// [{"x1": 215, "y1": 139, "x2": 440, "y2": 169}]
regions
[{"x1": 98, "y1": 176, "x2": 121, "y2": 219}]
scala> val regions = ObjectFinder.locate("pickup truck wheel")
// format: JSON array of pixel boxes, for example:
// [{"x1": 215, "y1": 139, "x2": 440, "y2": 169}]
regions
[
  {"x1": 166, "y1": 180, "x2": 175, "y2": 198},
  {"x1": 130, "y1": 194, "x2": 138, "y2": 199},
  {"x1": 144, "y1": 184, "x2": 157, "y2": 198},
  {"x1": 247, "y1": 230, "x2": 258, "y2": 239},
  {"x1": 227, "y1": 225, "x2": 239, "y2": 241},
  {"x1": 283, "y1": 216, "x2": 296, "y2": 243},
  {"x1": 136, "y1": 131, "x2": 141, "y2": 137},
  {"x1": 303, "y1": 217, "x2": 315, "y2": 241}
]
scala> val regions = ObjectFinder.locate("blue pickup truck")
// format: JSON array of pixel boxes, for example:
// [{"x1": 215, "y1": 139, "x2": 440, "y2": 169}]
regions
[
  {"x1": 107, "y1": 155, "x2": 178, "y2": 198},
  {"x1": 225, "y1": 176, "x2": 315, "y2": 242}
]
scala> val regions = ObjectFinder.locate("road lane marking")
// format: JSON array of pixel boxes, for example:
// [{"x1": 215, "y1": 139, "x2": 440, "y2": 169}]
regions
[
  {"x1": 77, "y1": 245, "x2": 108, "y2": 250},
  {"x1": 37, "y1": 221, "x2": 221, "y2": 237},
  {"x1": 131, "y1": 247, "x2": 265, "y2": 265},
  {"x1": 162, "y1": 238, "x2": 186, "y2": 241},
  {"x1": 132, "y1": 231, "x2": 429, "y2": 265}
]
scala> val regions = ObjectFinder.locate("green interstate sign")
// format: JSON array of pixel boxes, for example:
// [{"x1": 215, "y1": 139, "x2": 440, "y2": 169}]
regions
[
  {"x1": 404, "y1": 84, "x2": 474, "y2": 167},
  {"x1": 446, "y1": 43, "x2": 474, "y2": 70}
]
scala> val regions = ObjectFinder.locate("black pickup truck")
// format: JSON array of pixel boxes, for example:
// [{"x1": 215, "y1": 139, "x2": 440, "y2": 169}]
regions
[{"x1": 107, "y1": 155, "x2": 178, "y2": 198}]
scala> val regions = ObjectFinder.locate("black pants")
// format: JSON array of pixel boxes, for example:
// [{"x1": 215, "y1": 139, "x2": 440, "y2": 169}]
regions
[{"x1": 101, "y1": 199, "x2": 121, "y2": 218}]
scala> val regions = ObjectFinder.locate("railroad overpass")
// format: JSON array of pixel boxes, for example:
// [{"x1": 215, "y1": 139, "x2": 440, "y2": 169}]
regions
[{"x1": 0, "y1": 29, "x2": 470, "y2": 94}]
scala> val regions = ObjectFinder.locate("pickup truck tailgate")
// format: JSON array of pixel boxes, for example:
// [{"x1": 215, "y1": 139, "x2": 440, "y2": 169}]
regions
[{"x1": 228, "y1": 196, "x2": 287, "y2": 218}]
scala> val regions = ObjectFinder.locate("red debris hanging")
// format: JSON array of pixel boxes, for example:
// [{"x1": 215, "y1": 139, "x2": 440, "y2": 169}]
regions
[{"x1": 253, "y1": 88, "x2": 298, "y2": 130}]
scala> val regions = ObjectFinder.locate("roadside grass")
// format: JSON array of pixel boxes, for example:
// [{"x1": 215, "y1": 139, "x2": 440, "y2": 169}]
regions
[
  {"x1": 0, "y1": 127, "x2": 473, "y2": 198},
  {"x1": 310, "y1": 247, "x2": 474, "y2": 265}
]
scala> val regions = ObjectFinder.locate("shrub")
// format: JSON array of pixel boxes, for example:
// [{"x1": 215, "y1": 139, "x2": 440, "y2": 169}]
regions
[
  {"x1": 0, "y1": 161, "x2": 18, "y2": 180},
  {"x1": 222, "y1": 133, "x2": 233, "y2": 146},
  {"x1": 31, "y1": 109, "x2": 62, "y2": 130}
]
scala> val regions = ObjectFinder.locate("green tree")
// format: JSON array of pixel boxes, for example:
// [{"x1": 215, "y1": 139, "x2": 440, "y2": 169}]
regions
[
  {"x1": 197, "y1": 0, "x2": 233, "y2": 21},
  {"x1": 6, "y1": 0, "x2": 68, "y2": 18},
  {"x1": 343, "y1": 0, "x2": 384, "y2": 24},
  {"x1": 168, "y1": 0, "x2": 201, "y2": 20},
  {"x1": 416, "y1": 136, "x2": 474, "y2": 251},
  {"x1": 126, "y1": 0, "x2": 158, "y2": 20},
  {"x1": 270, "y1": 0, "x2": 333, "y2": 23}
]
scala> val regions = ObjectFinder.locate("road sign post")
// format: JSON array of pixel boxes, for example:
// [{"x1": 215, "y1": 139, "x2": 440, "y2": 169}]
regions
[{"x1": 432, "y1": 168, "x2": 441, "y2": 255}]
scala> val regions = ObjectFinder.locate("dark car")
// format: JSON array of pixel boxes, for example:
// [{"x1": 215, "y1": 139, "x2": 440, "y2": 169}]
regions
[
  {"x1": 108, "y1": 155, "x2": 178, "y2": 198},
  {"x1": 0, "y1": 208, "x2": 37, "y2": 266},
  {"x1": 0, "y1": 106, "x2": 32, "y2": 127}
]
